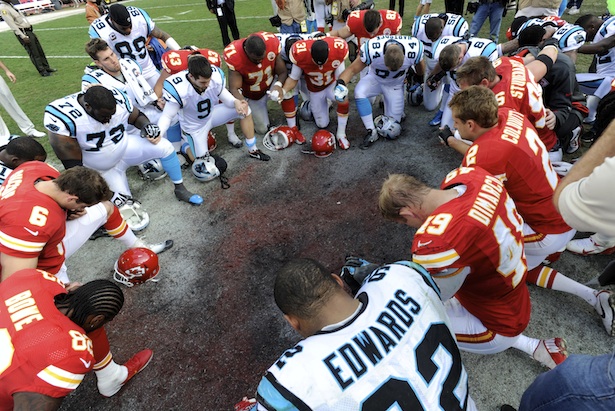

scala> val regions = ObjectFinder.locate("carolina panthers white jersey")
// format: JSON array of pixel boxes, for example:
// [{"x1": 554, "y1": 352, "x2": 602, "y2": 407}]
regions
[
  {"x1": 0, "y1": 135, "x2": 20, "y2": 185},
  {"x1": 359, "y1": 35, "x2": 424, "y2": 85},
  {"x1": 89, "y1": 7, "x2": 157, "y2": 79},
  {"x1": 593, "y1": 16, "x2": 615, "y2": 75},
  {"x1": 433, "y1": 36, "x2": 498, "y2": 70},
  {"x1": 412, "y1": 13, "x2": 468, "y2": 59},
  {"x1": 256, "y1": 262, "x2": 475, "y2": 411},
  {"x1": 552, "y1": 23, "x2": 586, "y2": 52},
  {"x1": 276, "y1": 32, "x2": 315, "y2": 66},
  {"x1": 162, "y1": 66, "x2": 226, "y2": 134},
  {"x1": 43, "y1": 88, "x2": 133, "y2": 171}
]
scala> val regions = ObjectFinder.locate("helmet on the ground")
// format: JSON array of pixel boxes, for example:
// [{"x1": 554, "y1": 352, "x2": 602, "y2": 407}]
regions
[
  {"x1": 263, "y1": 126, "x2": 296, "y2": 151},
  {"x1": 208, "y1": 131, "x2": 217, "y2": 152},
  {"x1": 299, "y1": 100, "x2": 314, "y2": 122},
  {"x1": 114, "y1": 247, "x2": 160, "y2": 287},
  {"x1": 137, "y1": 159, "x2": 167, "y2": 181},
  {"x1": 192, "y1": 156, "x2": 220, "y2": 182},
  {"x1": 119, "y1": 200, "x2": 149, "y2": 232},
  {"x1": 311, "y1": 130, "x2": 335, "y2": 158},
  {"x1": 375, "y1": 115, "x2": 402, "y2": 140}
]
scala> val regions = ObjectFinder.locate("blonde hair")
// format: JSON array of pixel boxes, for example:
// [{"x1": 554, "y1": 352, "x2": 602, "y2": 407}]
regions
[
  {"x1": 448, "y1": 86, "x2": 499, "y2": 128},
  {"x1": 379, "y1": 174, "x2": 430, "y2": 221}
]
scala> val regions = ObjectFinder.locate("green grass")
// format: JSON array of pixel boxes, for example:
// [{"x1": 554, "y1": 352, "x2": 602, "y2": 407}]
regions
[{"x1": 0, "y1": 0, "x2": 607, "y2": 160}]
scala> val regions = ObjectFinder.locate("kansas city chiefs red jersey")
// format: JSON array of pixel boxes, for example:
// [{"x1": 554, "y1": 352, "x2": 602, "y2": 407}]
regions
[
  {"x1": 224, "y1": 32, "x2": 281, "y2": 100},
  {"x1": 290, "y1": 37, "x2": 348, "y2": 92},
  {"x1": 161, "y1": 48, "x2": 222, "y2": 74},
  {"x1": 346, "y1": 9, "x2": 402, "y2": 45}
]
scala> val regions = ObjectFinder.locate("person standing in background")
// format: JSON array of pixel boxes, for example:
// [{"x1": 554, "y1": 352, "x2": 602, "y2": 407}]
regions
[
  {"x1": 0, "y1": 0, "x2": 56, "y2": 77},
  {"x1": 277, "y1": 0, "x2": 307, "y2": 33},
  {"x1": 0, "y1": 60, "x2": 46, "y2": 138},
  {"x1": 86, "y1": 0, "x2": 106, "y2": 24},
  {"x1": 206, "y1": 0, "x2": 240, "y2": 47}
]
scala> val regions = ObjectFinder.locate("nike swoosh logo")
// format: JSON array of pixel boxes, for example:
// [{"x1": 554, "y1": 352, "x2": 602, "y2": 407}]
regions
[
  {"x1": 417, "y1": 240, "x2": 433, "y2": 247},
  {"x1": 24, "y1": 227, "x2": 39, "y2": 236},
  {"x1": 79, "y1": 358, "x2": 91, "y2": 368}
]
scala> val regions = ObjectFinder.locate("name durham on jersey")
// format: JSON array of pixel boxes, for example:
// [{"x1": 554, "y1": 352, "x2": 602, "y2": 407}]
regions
[
  {"x1": 469, "y1": 174, "x2": 504, "y2": 227},
  {"x1": 276, "y1": 283, "x2": 423, "y2": 391}
]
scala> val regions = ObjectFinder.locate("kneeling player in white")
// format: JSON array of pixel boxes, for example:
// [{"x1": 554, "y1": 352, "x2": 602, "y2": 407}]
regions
[
  {"x1": 45, "y1": 85, "x2": 203, "y2": 206},
  {"x1": 336, "y1": 35, "x2": 425, "y2": 149},
  {"x1": 252, "y1": 258, "x2": 476, "y2": 410},
  {"x1": 158, "y1": 54, "x2": 270, "y2": 168}
]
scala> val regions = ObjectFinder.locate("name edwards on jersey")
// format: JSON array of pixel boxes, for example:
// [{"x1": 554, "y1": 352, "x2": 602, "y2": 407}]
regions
[{"x1": 274, "y1": 267, "x2": 424, "y2": 390}]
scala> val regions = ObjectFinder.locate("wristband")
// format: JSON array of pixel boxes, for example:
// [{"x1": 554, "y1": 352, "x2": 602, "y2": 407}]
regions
[
  {"x1": 337, "y1": 79, "x2": 346, "y2": 86},
  {"x1": 536, "y1": 54, "x2": 554, "y2": 72},
  {"x1": 274, "y1": 81, "x2": 283, "y2": 88}
]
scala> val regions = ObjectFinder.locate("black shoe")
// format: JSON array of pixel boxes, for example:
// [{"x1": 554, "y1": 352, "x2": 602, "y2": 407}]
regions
[
  {"x1": 500, "y1": 405, "x2": 517, "y2": 411},
  {"x1": 249, "y1": 149, "x2": 270, "y2": 161},
  {"x1": 41, "y1": 71, "x2": 52, "y2": 77},
  {"x1": 360, "y1": 129, "x2": 378, "y2": 150},
  {"x1": 89, "y1": 226, "x2": 110, "y2": 241},
  {"x1": 46, "y1": 68, "x2": 57, "y2": 72}
]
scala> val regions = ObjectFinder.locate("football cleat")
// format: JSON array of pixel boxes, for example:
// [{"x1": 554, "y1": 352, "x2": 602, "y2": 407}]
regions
[
  {"x1": 249, "y1": 149, "x2": 270, "y2": 161},
  {"x1": 428, "y1": 110, "x2": 443, "y2": 126},
  {"x1": 532, "y1": 338, "x2": 568, "y2": 369},
  {"x1": 360, "y1": 129, "x2": 379, "y2": 150},
  {"x1": 594, "y1": 290, "x2": 615, "y2": 336},
  {"x1": 174, "y1": 185, "x2": 203, "y2": 205},
  {"x1": 292, "y1": 126, "x2": 306, "y2": 145},
  {"x1": 234, "y1": 397, "x2": 258, "y2": 411},
  {"x1": 98, "y1": 349, "x2": 154, "y2": 397},
  {"x1": 132, "y1": 238, "x2": 174, "y2": 255},
  {"x1": 581, "y1": 130, "x2": 597, "y2": 145},
  {"x1": 228, "y1": 133, "x2": 243, "y2": 149},
  {"x1": 337, "y1": 134, "x2": 350, "y2": 150},
  {"x1": 566, "y1": 235, "x2": 615, "y2": 256}
]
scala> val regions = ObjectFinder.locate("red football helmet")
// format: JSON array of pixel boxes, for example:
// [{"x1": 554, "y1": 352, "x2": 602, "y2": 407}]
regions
[
  {"x1": 263, "y1": 126, "x2": 296, "y2": 151},
  {"x1": 208, "y1": 131, "x2": 217, "y2": 152},
  {"x1": 114, "y1": 248, "x2": 160, "y2": 287},
  {"x1": 311, "y1": 130, "x2": 335, "y2": 158}
]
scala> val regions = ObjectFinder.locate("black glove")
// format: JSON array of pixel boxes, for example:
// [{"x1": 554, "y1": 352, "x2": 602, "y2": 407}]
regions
[
  {"x1": 140, "y1": 123, "x2": 160, "y2": 139},
  {"x1": 466, "y1": 2, "x2": 479, "y2": 14},
  {"x1": 339, "y1": 256, "x2": 380, "y2": 295},
  {"x1": 426, "y1": 71, "x2": 445, "y2": 91},
  {"x1": 540, "y1": 37, "x2": 560, "y2": 50},
  {"x1": 438, "y1": 126, "x2": 454, "y2": 146}
]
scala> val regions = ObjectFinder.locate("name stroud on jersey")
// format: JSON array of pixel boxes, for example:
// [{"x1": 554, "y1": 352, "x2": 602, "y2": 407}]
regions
[{"x1": 275, "y1": 269, "x2": 424, "y2": 391}]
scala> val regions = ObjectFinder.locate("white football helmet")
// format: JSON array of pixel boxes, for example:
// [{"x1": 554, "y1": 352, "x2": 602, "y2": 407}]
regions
[
  {"x1": 263, "y1": 126, "x2": 296, "y2": 151},
  {"x1": 299, "y1": 100, "x2": 314, "y2": 122},
  {"x1": 137, "y1": 159, "x2": 167, "y2": 181},
  {"x1": 407, "y1": 83, "x2": 424, "y2": 107},
  {"x1": 375, "y1": 115, "x2": 402, "y2": 140},
  {"x1": 192, "y1": 156, "x2": 220, "y2": 182},
  {"x1": 119, "y1": 200, "x2": 150, "y2": 232}
]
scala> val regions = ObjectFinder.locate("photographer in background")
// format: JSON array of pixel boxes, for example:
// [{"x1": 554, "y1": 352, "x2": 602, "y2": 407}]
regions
[{"x1": 467, "y1": 0, "x2": 507, "y2": 42}]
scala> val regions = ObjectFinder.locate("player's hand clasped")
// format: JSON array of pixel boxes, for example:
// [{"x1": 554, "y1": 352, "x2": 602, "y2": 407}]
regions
[
  {"x1": 334, "y1": 79, "x2": 348, "y2": 102},
  {"x1": 141, "y1": 123, "x2": 161, "y2": 144},
  {"x1": 234, "y1": 99, "x2": 249, "y2": 116}
]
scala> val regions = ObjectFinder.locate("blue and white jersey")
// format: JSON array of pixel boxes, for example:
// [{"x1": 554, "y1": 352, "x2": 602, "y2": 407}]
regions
[
  {"x1": 412, "y1": 13, "x2": 468, "y2": 59},
  {"x1": 594, "y1": 16, "x2": 615, "y2": 75},
  {"x1": 0, "y1": 135, "x2": 21, "y2": 185},
  {"x1": 552, "y1": 23, "x2": 586, "y2": 53},
  {"x1": 359, "y1": 35, "x2": 424, "y2": 85},
  {"x1": 44, "y1": 88, "x2": 133, "y2": 170},
  {"x1": 162, "y1": 66, "x2": 225, "y2": 133},
  {"x1": 256, "y1": 262, "x2": 475, "y2": 411},
  {"x1": 82, "y1": 59, "x2": 141, "y2": 96},
  {"x1": 434, "y1": 36, "x2": 498, "y2": 68},
  {"x1": 89, "y1": 7, "x2": 156, "y2": 78}
]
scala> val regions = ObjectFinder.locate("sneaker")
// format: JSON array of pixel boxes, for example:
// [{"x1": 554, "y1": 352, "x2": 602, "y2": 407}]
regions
[
  {"x1": 360, "y1": 129, "x2": 378, "y2": 150},
  {"x1": 337, "y1": 134, "x2": 350, "y2": 150},
  {"x1": 429, "y1": 110, "x2": 443, "y2": 126},
  {"x1": 566, "y1": 126, "x2": 581, "y2": 154},
  {"x1": 581, "y1": 130, "x2": 597, "y2": 145},
  {"x1": 532, "y1": 338, "x2": 568, "y2": 369},
  {"x1": 174, "y1": 186, "x2": 203, "y2": 206},
  {"x1": 133, "y1": 238, "x2": 174, "y2": 254},
  {"x1": 249, "y1": 149, "x2": 270, "y2": 161},
  {"x1": 594, "y1": 290, "x2": 615, "y2": 336},
  {"x1": 228, "y1": 134, "x2": 243, "y2": 149},
  {"x1": 89, "y1": 226, "x2": 110, "y2": 241},
  {"x1": 567, "y1": 235, "x2": 615, "y2": 255},
  {"x1": 568, "y1": 6, "x2": 579, "y2": 14},
  {"x1": 98, "y1": 349, "x2": 153, "y2": 397},
  {"x1": 28, "y1": 129, "x2": 46, "y2": 138}
]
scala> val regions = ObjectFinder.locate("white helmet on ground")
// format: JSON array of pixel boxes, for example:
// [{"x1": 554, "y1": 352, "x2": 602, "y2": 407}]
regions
[
  {"x1": 119, "y1": 200, "x2": 150, "y2": 232},
  {"x1": 374, "y1": 115, "x2": 402, "y2": 140},
  {"x1": 137, "y1": 159, "x2": 167, "y2": 181},
  {"x1": 192, "y1": 156, "x2": 220, "y2": 182},
  {"x1": 407, "y1": 83, "x2": 423, "y2": 106},
  {"x1": 299, "y1": 100, "x2": 314, "y2": 122},
  {"x1": 263, "y1": 126, "x2": 296, "y2": 151}
]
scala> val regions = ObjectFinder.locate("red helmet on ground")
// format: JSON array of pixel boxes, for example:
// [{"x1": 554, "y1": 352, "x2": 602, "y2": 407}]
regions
[
  {"x1": 263, "y1": 126, "x2": 296, "y2": 151},
  {"x1": 311, "y1": 130, "x2": 335, "y2": 158},
  {"x1": 114, "y1": 248, "x2": 160, "y2": 287},
  {"x1": 208, "y1": 131, "x2": 217, "y2": 152}
]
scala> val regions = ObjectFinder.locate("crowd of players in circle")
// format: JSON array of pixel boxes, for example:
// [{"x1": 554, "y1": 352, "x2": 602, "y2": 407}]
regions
[{"x1": 1, "y1": 1, "x2": 615, "y2": 410}]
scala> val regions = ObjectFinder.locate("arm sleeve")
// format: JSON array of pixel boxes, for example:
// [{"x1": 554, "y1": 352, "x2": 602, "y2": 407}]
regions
[
  {"x1": 558, "y1": 157, "x2": 615, "y2": 236},
  {"x1": 157, "y1": 100, "x2": 180, "y2": 137},
  {"x1": 219, "y1": 88, "x2": 237, "y2": 108}
]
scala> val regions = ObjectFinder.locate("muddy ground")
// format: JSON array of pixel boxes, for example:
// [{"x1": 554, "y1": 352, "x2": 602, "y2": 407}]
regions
[{"x1": 56, "y1": 97, "x2": 615, "y2": 411}]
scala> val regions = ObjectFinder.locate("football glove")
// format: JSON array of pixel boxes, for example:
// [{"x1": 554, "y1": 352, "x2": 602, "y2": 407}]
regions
[
  {"x1": 334, "y1": 79, "x2": 348, "y2": 102},
  {"x1": 340, "y1": 256, "x2": 379, "y2": 295},
  {"x1": 140, "y1": 123, "x2": 161, "y2": 139},
  {"x1": 438, "y1": 125, "x2": 454, "y2": 146},
  {"x1": 426, "y1": 71, "x2": 446, "y2": 91}
]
